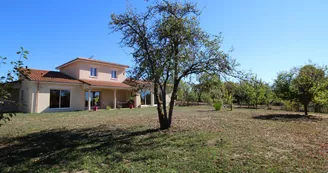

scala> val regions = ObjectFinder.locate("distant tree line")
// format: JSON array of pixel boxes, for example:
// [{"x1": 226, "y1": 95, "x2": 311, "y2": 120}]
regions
[{"x1": 176, "y1": 63, "x2": 328, "y2": 115}]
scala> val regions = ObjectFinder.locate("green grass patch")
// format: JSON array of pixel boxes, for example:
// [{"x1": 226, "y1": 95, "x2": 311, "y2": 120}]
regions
[{"x1": 0, "y1": 106, "x2": 327, "y2": 172}]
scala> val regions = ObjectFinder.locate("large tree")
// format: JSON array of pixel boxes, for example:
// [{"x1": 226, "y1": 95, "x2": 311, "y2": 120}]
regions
[
  {"x1": 234, "y1": 81, "x2": 246, "y2": 107},
  {"x1": 252, "y1": 76, "x2": 267, "y2": 109},
  {"x1": 241, "y1": 80, "x2": 255, "y2": 108},
  {"x1": 263, "y1": 84, "x2": 276, "y2": 109},
  {"x1": 110, "y1": 1, "x2": 238, "y2": 129},
  {"x1": 273, "y1": 70, "x2": 295, "y2": 101},
  {"x1": 0, "y1": 47, "x2": 29, "y2": 126},
  {"x1": 233, "y1": 76, "x2": 267, "y2": 109},
  {"x1": 274, "y1": 64, "x2": 327, "y2": 115},
  {"x1": 291, "y1": 65, "x2": 326, "y2": 115}
]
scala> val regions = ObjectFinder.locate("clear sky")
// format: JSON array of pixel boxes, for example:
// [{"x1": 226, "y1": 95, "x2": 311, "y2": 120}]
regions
[{"x1": 1, "y1": 0, "x2": 328, "y2": 83}]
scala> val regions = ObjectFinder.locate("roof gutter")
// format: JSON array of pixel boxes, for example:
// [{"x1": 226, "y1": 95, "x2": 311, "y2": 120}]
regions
[
  {"x1": 30, "y1": 81, "x2": 83, "y2": 85},
  {"x1": 89, "y1": 85, "x2": 134, "y2": 90}
]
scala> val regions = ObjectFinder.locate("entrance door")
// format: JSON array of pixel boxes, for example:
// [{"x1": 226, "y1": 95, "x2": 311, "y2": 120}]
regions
[{"x1": 85, "y1": 91, "x2": 101, "y2": 107}]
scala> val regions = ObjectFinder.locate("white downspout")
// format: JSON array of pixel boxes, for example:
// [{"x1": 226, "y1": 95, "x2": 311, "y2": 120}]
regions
[{"x1": 35, "y1": 82, "x2": 39, "y2": 113}]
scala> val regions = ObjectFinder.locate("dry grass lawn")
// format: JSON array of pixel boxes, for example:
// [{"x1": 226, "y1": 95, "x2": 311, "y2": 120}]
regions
[{"x1": 0, "y1": 106, "x2": 327, "y2": 172}]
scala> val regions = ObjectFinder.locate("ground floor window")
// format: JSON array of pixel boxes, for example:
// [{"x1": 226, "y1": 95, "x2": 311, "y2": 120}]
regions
[
  {"x1": 50, "y1": 89, "x2": 71, "y2": 108},
  {"x1": 141, "y1": 90, "x2": 151, "y2": 105},
  {"x1": 85, "y1": 91, "x2": 101, "y2": 107}
]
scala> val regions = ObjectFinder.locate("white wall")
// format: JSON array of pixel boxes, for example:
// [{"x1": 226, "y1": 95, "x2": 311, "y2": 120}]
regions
[
  {"x1": 60, "y1": 63, "x2": 80, "y2": 79},
  {"x1": 20, "y1": 80, "x2": 136, "y2": 113},
  {"x1": 20, "y1": 78, "x2": 36, "y2": 113},
  {"x1": 19, "y1": 79, "x2": 85, "y2": 113},
  {"x1": 59, "y1": 61, "x2": 128, "y2": 82},
  {"x1": 77, "y1": 62, "x2": 127, "y2": 82},
  {"x1": 36, "y1": 83, "x2": 85, "y2": 113},
  {"x1": 19, "y1": 78, "x2": 170, "y2": 113}
]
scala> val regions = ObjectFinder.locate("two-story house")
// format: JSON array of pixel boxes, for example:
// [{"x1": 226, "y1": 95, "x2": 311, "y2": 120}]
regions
[{"x1": 17, "y1": 57, "x2": 170, "y2": 113}]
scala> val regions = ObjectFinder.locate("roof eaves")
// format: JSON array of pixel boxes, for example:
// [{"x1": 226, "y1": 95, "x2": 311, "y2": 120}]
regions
[
  {"x1": 78, "y1": 57, "x2": 130, "y2": 68},
  {"x1": 56, "y1": 57, "x2": 130, "y2": 70},
  {"x1": 30, "y1": 80, "x2": 84, "y2": 85},
  {"x1": 90, "y1": 85, "x2": 133, "y2": 89},
  {"x1": 55, "y1": 57, "x2": 79, "y2": 70}
]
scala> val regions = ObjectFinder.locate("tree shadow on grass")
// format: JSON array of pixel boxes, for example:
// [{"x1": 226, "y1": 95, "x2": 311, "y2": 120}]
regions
[
  {"x1": 252, "y1": 114, "x2": 322, "y2": 122},
  {"x1": 0, "y1": 126, "x2": 162, "y2": 173}
]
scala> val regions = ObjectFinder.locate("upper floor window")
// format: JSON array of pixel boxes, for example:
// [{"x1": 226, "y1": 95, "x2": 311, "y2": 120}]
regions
[
  {"x1": 90, "y1": 68, "x2": 97, "y2": 77},
  {"x1": 111, "y1": 70, "x2": 117, "y2": 79}
]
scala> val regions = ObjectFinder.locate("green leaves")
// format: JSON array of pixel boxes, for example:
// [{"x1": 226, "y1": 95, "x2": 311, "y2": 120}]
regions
[
  {"x1": 292, "y1": 65, "x2": 325, "y2": 104},
  {"x1": 274, "y1": 64, "x2": 327, "y2": 115},
  {"x1": 273, "y1": 71, "x2": 295, "y2": 100},
  {"x1": 0, "y1": 47, "x2": 29, "y2": 126},
  {"x1": 313, "y1": 78, "x2": 328, "y2": 105},
  {"x1": 110, "y1": 0, "x2": 238, "y2": 128},
  {"x1": 233, "y1": 75, "x2": 273, "y2": 109}
]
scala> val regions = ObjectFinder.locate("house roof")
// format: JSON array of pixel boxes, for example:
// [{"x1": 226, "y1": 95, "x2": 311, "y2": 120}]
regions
[
  {"x1": 18, "y1": 68, "x2": 135, "y2": 88},
  {"x1": 56, "y1": 57, "x2": 129, "y2": 69},
  {"x1": 18, "y1": 68, "x2": 83, "y2": 84},
  {"x1": 81, "y1": 79, "x2": 133, "y2": 88}
]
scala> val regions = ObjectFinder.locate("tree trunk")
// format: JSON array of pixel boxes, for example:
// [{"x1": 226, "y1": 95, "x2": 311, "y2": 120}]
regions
[
  {"x1": 304, "y1": 104, "x2": 308, "y2": 116},
  {"x1": 153, "y1": 80, "x2": 180, "y2": 130},
  {"x1": 156, "y1": 102, "x2": 169, "y2": 129},
  {"x1": 197, "y1": 93, "x2": 202, "y2": 102},
  {"x1": 154, "y1": 83, "x2": 170, "y2": 130},
  {"x1": 167, "y1": 80, "x2": 179, "y2": 128},
  {"x1": 159, "y1": 115, "x2": 169, "y2": 129},
  {"x1": 230, "y1": 103, "x2": 233, "y2": 111}
]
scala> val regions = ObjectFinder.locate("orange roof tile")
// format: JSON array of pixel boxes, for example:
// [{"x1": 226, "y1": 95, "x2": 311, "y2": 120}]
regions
[
  {"x1": 19, "y1": 68, "x2": 83, "y2": 84},
  {"x1": 18, "y1": 68, "x2": 135, "y2": 88}
]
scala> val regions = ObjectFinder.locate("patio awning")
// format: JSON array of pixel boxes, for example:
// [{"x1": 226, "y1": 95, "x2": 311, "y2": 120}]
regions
[{"x1": 81, "y1": 79, "x2": 133, "y2": 89}]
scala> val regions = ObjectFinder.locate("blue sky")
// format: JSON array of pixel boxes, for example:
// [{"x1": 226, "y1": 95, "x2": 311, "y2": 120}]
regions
[{"x1": 1, "y1": 0, "x2": 328, "y2": 83}]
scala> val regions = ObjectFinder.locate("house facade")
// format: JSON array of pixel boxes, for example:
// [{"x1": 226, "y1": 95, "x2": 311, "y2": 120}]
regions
[{"x1": 18, "y1": 57, "x2": 170, "y2": 113}]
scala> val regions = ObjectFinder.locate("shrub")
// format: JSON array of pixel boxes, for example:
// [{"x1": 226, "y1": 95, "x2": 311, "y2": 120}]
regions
[
  {"x1": 213, "y1": 101, "x2": 222, "y2": 111},
  {"x1": 106, "y1": 106, "x2": 111, "y2": 110}
]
